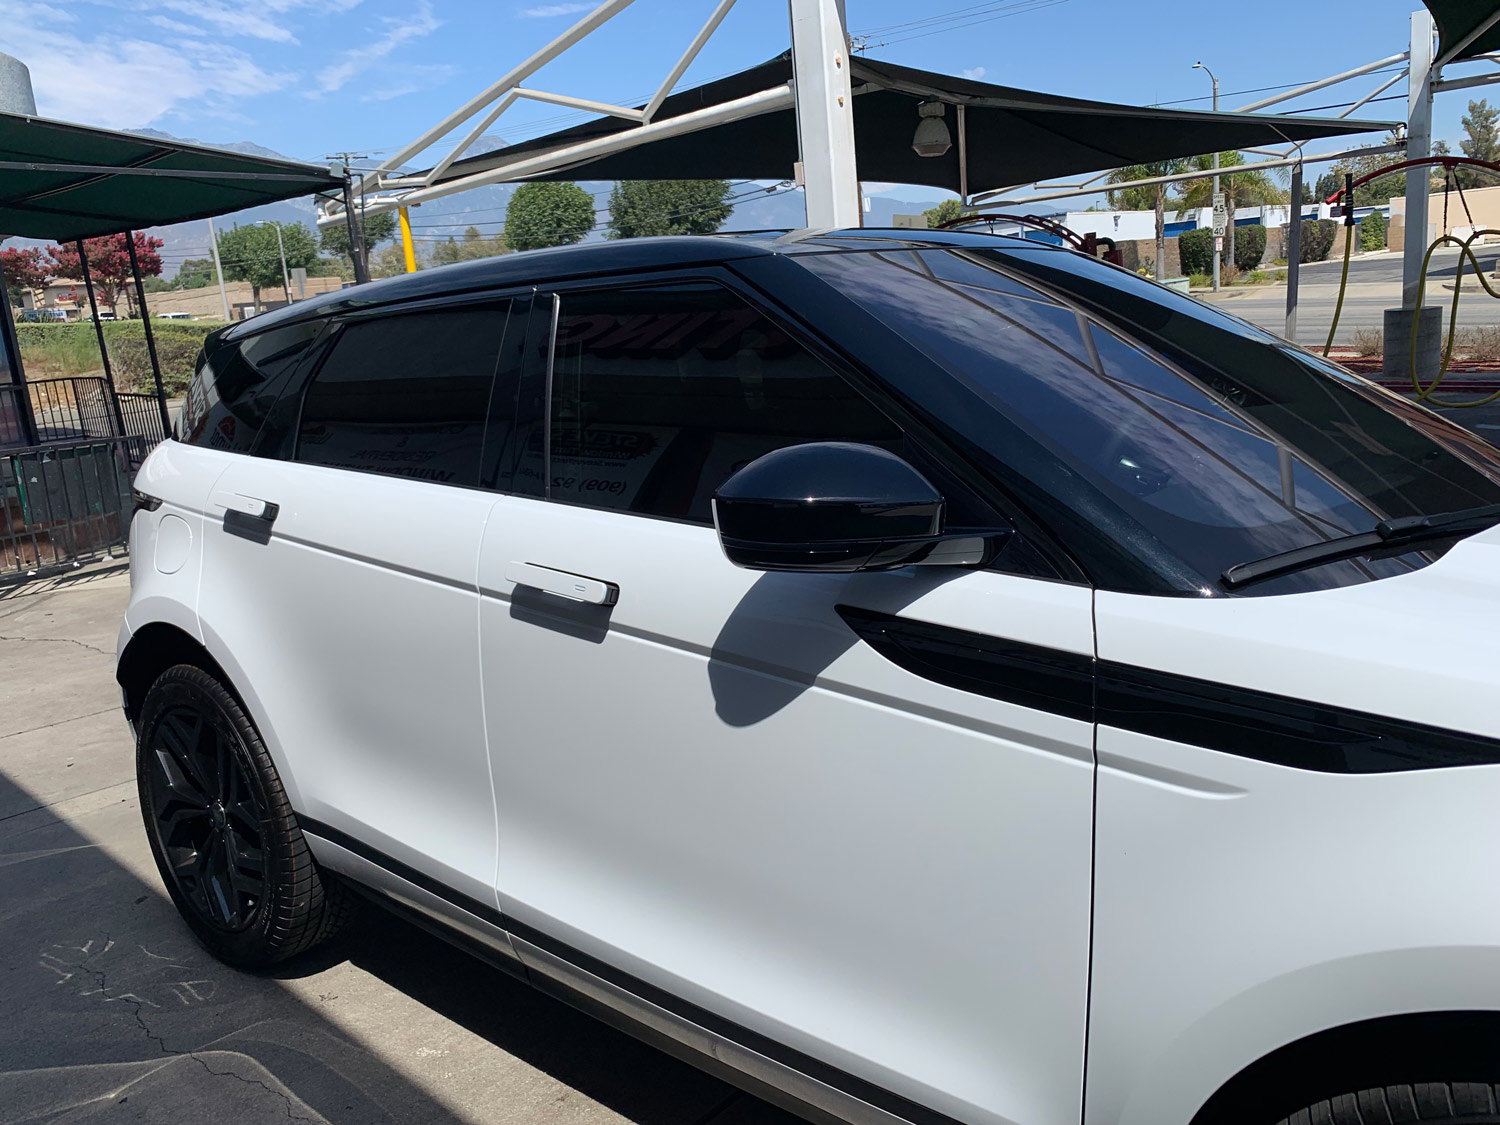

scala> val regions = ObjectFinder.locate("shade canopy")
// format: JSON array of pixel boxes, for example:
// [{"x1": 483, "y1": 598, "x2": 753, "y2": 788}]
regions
[
  {"x1": 421, "y1": 55, "x2": 1395, "y2": 197},
  {"x1": 0, "y1": 113, "x2": 342, "y2": 241},
  {"x1": 1425, "y1": 1, "x2": 1500, "y2": 62}
]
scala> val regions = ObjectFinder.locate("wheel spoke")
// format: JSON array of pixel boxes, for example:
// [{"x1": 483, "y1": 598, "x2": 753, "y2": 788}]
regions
[
  {"x1": 157, "y1": 800, "x2": 210, "y2": 843},
  {"x1": 155, "y1": 714, "x2": 213, "y2": 800}
]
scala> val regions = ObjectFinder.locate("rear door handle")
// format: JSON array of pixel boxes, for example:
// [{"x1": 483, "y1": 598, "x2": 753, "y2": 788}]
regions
[
  {"x1": 505, "y1": 562, "x2": 618, "y2": 606},
  {"x1": 211, "y1": 491, "x2": 278, "y2": 521}
]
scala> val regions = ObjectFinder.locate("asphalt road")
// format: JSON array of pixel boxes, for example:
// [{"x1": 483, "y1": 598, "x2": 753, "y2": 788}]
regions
[
  {"x1": 0, "y1": 567, "x2": 799, "y2": 1125},
  {"x1": 1196, "y1": 247, "x2": 1500, "y2": 348}
]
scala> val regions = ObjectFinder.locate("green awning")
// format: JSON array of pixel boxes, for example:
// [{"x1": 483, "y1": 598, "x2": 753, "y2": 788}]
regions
[
  {"x1": 1425, "y1": 2, "x2": 1500, "y2": 63},
  {"x1": 0, "y1": 112, "x2": 342, "y2": 241}
]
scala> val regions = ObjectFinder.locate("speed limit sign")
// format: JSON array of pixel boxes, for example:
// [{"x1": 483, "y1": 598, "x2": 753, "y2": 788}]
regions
[{"x1": 1212, "y1": 192, "x2": 1228, "y2": 237}]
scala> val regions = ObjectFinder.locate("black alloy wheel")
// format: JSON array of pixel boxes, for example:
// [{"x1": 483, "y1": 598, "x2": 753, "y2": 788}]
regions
[
  {"x1": 137, "y1": 665, "x2": 351, "y2": 966},
  {"x1": 145, "y1": 697, "x2": 266, "y2": 931}
]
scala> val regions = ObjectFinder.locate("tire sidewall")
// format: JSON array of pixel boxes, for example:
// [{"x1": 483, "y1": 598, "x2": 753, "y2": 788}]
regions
[{"x1": 136, "y1": 665, "x2": 290, "y2": 967}]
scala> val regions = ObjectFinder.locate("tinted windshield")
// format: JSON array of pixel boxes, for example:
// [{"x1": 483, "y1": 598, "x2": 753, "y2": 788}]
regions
[{"x1": 802, "y1": 246, "x2": 1500, "y2": 594}]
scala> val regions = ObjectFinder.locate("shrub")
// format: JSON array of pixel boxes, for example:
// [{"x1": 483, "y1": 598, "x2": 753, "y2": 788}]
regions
[
  {"x1": 1221, "y1": 264, "x2": 1240, "y2": 285},
  {"x1": 1300, "y1": 219, "x2": 1338, "y2": 263},
  {"x1": 1360, "y1": 210, "x2": 1388, "y2": 251},
  {"x1": 1188, "y1": 272, "x2": 1212, "y2": 289},
  {"x1": 15, "y1": 319, "x2": 223, "y2": 395},
  {"x1": 1353, "y1": 327, "x2": 1384, "y2": 356},
  {"x1": 1275, "y1": 269, "x2": 1287, "y2": 281},
  {"x1": 1248, "y1": 270, "x2": 1269, "y2": 284},
  {"x1": 1456, "y1": 325, "x2": 1500, "y2": 361},
  {"x1": 1234, "y1": 224, "x2": 1267, "y2": 270},
  {"x1": 1178, "y1": 228, "x2": 1214, "y2": 276}
]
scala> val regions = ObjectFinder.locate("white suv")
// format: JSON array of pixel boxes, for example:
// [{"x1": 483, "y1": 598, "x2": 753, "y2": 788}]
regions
[{"x1": 118, "y1": 230, "x2": 1500, "y2": 1125}]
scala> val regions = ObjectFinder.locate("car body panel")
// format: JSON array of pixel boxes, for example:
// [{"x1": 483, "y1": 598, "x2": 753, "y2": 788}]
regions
[{"x1": 477, "y1": 496, "x2": 1095, "y2": 1125}]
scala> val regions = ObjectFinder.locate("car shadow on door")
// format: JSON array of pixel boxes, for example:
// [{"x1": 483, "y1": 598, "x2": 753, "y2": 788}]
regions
[{"x1": 708, "y1": 568, "x2": 968, "y2": 728}]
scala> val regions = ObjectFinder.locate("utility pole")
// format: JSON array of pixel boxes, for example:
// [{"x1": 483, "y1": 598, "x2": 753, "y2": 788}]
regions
[
  {"x1": 789, "y1": 0, "x2": 860, "y2": 229},
  {"x1": 257, "y1": 220, "x2": 292, "y2": 304},
  {"x1": 205, "y1": 216, "x2": 231, "y2": 321},
  {"x1": 1194, "y1": 62, "x2": 1221, "y2": 292}
]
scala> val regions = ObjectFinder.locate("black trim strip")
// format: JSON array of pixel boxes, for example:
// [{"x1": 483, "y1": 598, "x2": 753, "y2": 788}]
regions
[
  {"x1": 299, "y1": 816, "x2": 962, "y2": 1125},
  {"x1": 837, "y1": 604, "x2": 1094, "y2": 722},
  {"x1": 837, "y1": 606, "x2": 1500, "y2": 774}
]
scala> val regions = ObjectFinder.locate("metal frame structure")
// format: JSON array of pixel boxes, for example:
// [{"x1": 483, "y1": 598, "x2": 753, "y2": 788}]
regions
[
  {"x1": 320, "y1": 0, "x2": 861, "y2": 233},
  {"x1": 981, "y1": 8, "x2": 1500, "y2": 316}
]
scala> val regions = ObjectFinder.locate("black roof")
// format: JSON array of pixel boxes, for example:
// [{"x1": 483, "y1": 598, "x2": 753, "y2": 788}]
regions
[
  {"x1": 0, "y1": 113, "x2": 341, "y2": 241},
  {"x1": 226, "y1": 228, "x2": 1041, "y2": 339},
  {"x1": 417, "y1": 54, "x2": 1394, "y2": 197}
]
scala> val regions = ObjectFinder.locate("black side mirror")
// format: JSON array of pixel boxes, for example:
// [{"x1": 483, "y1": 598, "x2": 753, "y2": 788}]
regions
[{"x1": 712, "y1": 442, "x2": 1008, "y2": 573}]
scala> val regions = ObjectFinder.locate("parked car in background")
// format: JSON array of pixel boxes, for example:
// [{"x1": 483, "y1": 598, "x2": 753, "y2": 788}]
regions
[{"x1": 119, "y1": 229, "x2": 1500, "y2": 1125}]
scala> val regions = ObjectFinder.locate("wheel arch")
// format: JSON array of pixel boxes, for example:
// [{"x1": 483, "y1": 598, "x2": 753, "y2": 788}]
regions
[
  {"x1": 1190, "y1": 1010, "x2": 1500, "y2": 1125},
  {"x1": 117, "y1": 621, "x2": 233, "y2": 724}
]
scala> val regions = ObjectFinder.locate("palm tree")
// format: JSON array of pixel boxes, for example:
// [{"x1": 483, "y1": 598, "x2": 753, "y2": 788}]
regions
[
  {"x1": 1175, "y1": 151, "x2": 1287, "y2": 269},
  {"x1": 1108, "y1": 160, "x2": 1189, "y2": 279}
]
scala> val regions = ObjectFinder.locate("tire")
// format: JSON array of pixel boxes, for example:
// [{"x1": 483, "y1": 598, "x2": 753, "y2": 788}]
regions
[
  {"x1": 1277, "y1": 1083, "x2": 1500, "y2": 1125},
  {"x1": 136, "y1": 664, "x2": 352, "y2": 967}
]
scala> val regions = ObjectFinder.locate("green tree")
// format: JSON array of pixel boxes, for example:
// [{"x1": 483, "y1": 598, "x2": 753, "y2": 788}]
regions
[
  {"x1": 606, "y1": 180, "x2": 734, "y2": 239},
  {"x1": 1454, "y1": 100, "x2": 1500, "y2": 188},
  {"x1": 1360, "y1": 210, "x2": 1388, "y2": 251},
  {"x1": 216, "y1": 221, "x2": 319, "y2": 305},
  {"x1": 922, "y1": 198, "x2": 966, "y2": 229},
  {"x1": 505, "y1": 182, "x2": 595, "y2": 251},
  {"x1": 176, "y1": 258, "x2": 216, "y2": 290},
  {"x1": 1175, "y1": 151, "x2": 1286, "y2": 270},
  {"x1": 1315, "y1": 135, "x2": 1411, "y2": 205},
  {"x1": 1108, "y1": 160, "x2": 1189, "y2": 279},
  {"x1": 370, "y1": 241, "x2": 419, "y2": 278},
  {"x1": 319, "y1": 211, "x2": 397, "y2": 265},
  {"x1": 430, "y1": 225, "x2": 509, "y2": 266}
]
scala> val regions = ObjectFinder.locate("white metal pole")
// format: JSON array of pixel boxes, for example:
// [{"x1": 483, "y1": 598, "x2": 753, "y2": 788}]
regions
[
  {"x1": 206, "y1": 217, "x2": 231, "y2": 322},
  {"x1": 789, "y1": 0, "x2": 860, "y2": 229},
  {"x1": 1403, "y1": 7, "x2": 1435, "y2": 310},
  {"x1": 1211, "y1": 71, "x2": 1220, "y2": 291},
  {"x1": 958, "y1": 102, "x2": 969, "y2": 207}
]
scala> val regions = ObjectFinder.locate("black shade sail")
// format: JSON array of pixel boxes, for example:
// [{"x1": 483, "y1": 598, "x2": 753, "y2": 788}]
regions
[
  {"x1": 1425, "y1": 1, "x2": 1500, "y2": 62},
  {"x1": 0, "y1": 113, "x2": 342, "y2": 241},
  {"x1": 423, "y1": 55, "x2": 1395, "y2": 197}
]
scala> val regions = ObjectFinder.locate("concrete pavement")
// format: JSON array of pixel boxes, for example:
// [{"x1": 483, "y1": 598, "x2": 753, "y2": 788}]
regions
[{"x1": 0, "y1": 565, "x2": 799, "y2": 1125}]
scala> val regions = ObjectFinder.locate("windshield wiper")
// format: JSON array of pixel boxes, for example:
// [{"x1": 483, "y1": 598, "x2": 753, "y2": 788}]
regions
[{"x1": 1221, "y1": 502, "x2": 1500, "y2": 590}]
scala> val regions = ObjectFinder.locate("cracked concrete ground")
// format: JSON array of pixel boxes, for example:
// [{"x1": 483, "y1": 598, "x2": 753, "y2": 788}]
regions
[{"x1": 0, "y1": 563, "x2": 801, "y2": 1125}]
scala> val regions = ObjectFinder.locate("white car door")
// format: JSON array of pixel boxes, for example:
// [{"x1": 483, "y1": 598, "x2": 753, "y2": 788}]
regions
[
  {"x1": 477, "y1": 282, "x2": 1095, "y2": 1125},
  {"x1": 196, "y1": 299, "x2": 519, "y2": 905}
]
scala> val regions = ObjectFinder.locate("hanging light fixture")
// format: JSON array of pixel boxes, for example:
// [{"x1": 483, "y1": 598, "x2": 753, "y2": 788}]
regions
[{"x1": 912, "y1": 102, "x2": 952, "y2": 158}]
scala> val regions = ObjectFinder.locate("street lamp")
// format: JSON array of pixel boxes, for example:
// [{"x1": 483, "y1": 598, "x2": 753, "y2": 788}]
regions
[
  {"x1": 256, "y1": 220, "x2": 292, "y2": 307},
  {"x1": 1192, "y1": 61, "x2": 1221, "y2": 292}
]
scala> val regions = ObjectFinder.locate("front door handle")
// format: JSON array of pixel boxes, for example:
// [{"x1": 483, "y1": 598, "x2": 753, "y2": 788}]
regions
[
  {"x1": 505, "y1": 562, "x2": 618, "y2": 606},
  {"x1": 211, "y1": 491, "x2": 278, "y2": 521}
]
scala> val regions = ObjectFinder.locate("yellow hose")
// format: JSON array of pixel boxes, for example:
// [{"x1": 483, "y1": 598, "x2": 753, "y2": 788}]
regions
[
  {"x1": 1318, "y1": 223, "x2": 1500, "y2": 408},
  {"x1": 1322, "y1": 222, "x2": 1355, "y2": 358},
  {"x1": 1407, "y1": 229, "x2": 1500, "y2": 408}
]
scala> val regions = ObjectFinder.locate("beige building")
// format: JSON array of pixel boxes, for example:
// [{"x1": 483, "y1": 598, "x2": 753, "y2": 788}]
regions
[{"x1": 1390, "y1": 184, "x2": 1500, "y2": 250}]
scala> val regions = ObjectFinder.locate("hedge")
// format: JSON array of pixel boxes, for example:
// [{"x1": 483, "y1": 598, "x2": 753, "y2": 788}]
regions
[
  {"x1": 1360, "y1": 210, "x2": 1388, "y2": 251},
  {"x1": 1178, "y1": 228, "x2": 1214, "y2": 276},
  {"x1": 1233, "y1": 224, "x2": 1267, "y2": 271},
  {"x1": 1299, "y1": 218, "x2": 1338, "y2": 263},
  {"x1": 15, "y1": 319, "x2": 226, "y2": 396}
]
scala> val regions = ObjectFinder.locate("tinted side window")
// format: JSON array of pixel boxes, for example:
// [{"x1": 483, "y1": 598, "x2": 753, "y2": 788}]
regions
[
  {"x1": 548, "y1": 285, "x2": 902, "y2": 523},
  {"x1": 182, "y1": 321, "x2": 322, "y2": 452},
  {"x1": 295, "y1": 304, "x2": 508, "y2": 487}
]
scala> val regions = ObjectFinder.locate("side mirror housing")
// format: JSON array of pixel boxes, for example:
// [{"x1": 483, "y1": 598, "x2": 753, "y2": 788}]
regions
[{"x1": 712, "y1": 442, "x2": 1007, "y2": 573}]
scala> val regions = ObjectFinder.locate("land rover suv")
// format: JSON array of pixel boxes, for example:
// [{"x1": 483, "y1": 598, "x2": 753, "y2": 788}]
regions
[{"x1": 119, "y1": 230, "x2": 1500, "y2": 1125}]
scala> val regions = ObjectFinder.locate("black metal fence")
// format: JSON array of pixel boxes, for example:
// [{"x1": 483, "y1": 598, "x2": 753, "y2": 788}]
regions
[
  {"x1": 117, "y1": 390, "x2": 169, "y2": 446},
  {"x1": 28, "y1": 375, "x2": 122, "y2": 443},
  {"x1": 1, "y1": 436, "x2": 146, "y2": 578},
  {"x1": 0, "y1": 385, "x2": 29, "y2": 447}
]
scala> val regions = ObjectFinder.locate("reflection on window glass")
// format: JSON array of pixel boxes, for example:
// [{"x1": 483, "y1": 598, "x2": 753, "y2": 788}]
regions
[
  {"x1": 182, "y1": 321, "x2": 322, "y2": 453},
  {"x1": 546, "y1": 285, "x2": 901, "y2": 523},
  {"x1": 296, "y1": 306, "x2": 506, "y2": 487},
  {"x1": 804, "y1": 248, "x2": 1500, "y2": 590}
]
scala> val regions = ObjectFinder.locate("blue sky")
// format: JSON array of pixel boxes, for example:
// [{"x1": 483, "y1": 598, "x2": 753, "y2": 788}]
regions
[{"x1": 0, "y1": 0, "x2": 1485, "y2": 193}]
